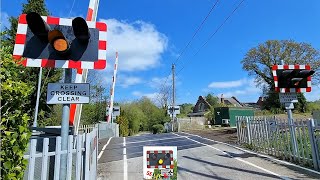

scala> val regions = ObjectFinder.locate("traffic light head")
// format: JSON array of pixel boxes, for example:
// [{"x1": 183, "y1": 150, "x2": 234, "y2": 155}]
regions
[
  {"x1": 147, "y1": 150, "x2": 173, "y2": 169},
  {"x1": 13, "y1": 12, "x2": 107, "y2": 69},
  {"x1": 26, "y1": 12, "x2": 50, "y2": 41},
  {"x1": 273, "y1": 65, "x2": 315, "y2": 92}
]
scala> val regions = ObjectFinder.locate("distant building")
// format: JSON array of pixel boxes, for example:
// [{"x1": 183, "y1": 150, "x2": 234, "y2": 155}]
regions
[
  {"x1": 188, "y1": 95, "x2": 245, "y2": 117},
  {"x1": 188, "y1": 96, "x2": 212, "y2": 117},
  {"x1": 218, "y1": 94, "x2": 243, "y2": 107},
  {"x1": 242, "y1": 96, "x2": 265, "y2": 109}
]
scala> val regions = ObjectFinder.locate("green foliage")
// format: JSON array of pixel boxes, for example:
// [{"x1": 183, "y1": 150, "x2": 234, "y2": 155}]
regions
[
  {"x1": 116, "y1": 116, "x2": 129, "y2": 137},
  {"x1": 177, "y1": 103, "x2": 194, "y2": 117},
  {"x1": 117, "y1": 97, "x2": 169, "y2": 136},
  {"x1": 1, "y1": 46, "x2": 32, "y2": 179},
  {"x1": 152, "y1": 124, "x2": 164, "y2": 134},
  {"x1": 2, "y1": 0, "x2": 62, "y2": 127},
  {"x1": 205, "y1": 107, "x2": 215, "y2": 124},
  {"x1": 242, "y1": 40, "x2": 319, "y2": 112},
  {"x1": 3, "y1": 0, "x2": 49, "y2": 47},
  {"x1": 80, "y1": 84, "x2": 107, "y2": 125},
  {"x1": 205, "y1": 94, "x2": 219, "y2": 107},
  {"x1": 172, "y1": 159, "x2": 178, "y2": 180},
  {"x1": 307, "y1": 100, "x2": 320, "y2": 112}
]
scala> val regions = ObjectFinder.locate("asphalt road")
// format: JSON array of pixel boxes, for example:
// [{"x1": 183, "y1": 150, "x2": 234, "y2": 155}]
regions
[{"x1": 97, "y1": 132, "x2": 320, "y2": 180}]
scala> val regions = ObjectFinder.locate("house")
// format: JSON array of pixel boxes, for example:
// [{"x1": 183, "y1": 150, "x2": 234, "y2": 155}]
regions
[
  {"x1": 188, "y1": 95, "x2": 244, "y2": 117},
  {"x1": 242, "y1": 96, "x2": 265, "y2": 109},
  {"x1": 188, "y1": 96, "x2": 212, "y2": 117},
  {"x1": 218, "y1": 95, "x2": 243, "y2": 107}
]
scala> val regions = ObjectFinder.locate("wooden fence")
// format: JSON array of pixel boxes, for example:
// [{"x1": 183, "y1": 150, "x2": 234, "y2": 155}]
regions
[
  {"x1": 236, "y1": 116, "x2": 320, "y2": 171},
  {"x1": 23, "y1": 126, "x2": 98, "y2": 180}
]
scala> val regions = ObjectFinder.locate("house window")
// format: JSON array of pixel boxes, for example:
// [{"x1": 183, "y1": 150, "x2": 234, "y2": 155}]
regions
[{"x1": 199, "y1": 103, "x2": 205, "y2": 112}]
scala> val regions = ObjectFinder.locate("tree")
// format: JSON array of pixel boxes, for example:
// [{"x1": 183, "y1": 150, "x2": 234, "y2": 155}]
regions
[
  {"x1": 241, "y1": 40, "x2": 320, "y2": 112},
  {"x1": 3, "y1": 0, "x2": 62, "y2": 126},
  {"x1": 205, "y1": 94, "x2": 219, "y2": 107},
  {"x1": 156, "y1": 84, "x2": 172, "y2": 109},
  {"x1": 177, "y1": 103, "x2": 194, "y2": 117},
  {"x1": 1, "y1": 46, "x2": 32, "y2": 179}
]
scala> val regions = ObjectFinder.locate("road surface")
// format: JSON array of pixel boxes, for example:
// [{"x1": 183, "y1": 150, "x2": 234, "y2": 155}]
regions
[{"x1": 97, "y1": 132, "x2": 320, "y2": 180}]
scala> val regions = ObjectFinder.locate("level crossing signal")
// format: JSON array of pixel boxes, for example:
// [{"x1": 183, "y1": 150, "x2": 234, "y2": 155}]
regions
[
  {"x1": 272, "y1": 65, "x2": 315, "y2": 92},
  {"x1": 13, "y1": 12, "x2": 107, "y2": 69}
]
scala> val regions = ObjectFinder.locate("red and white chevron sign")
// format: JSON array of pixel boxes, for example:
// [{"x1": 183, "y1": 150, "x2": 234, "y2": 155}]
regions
[
  {"x1": 13, "y1": 14, "x2": 107, "y2": 69},
  {"x1": 272, "y1": 64, "x2": 312, "y2": 93}
]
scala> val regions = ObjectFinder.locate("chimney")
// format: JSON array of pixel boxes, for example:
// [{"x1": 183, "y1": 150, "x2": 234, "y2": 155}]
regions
[{"x1": 221, "y1": 94, "x2": 224, "y2": 104}]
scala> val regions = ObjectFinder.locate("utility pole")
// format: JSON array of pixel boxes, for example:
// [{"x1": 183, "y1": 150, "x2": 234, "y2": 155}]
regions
[{"x1": 172, "y1": 64, "x2": 175, "y2": 132}]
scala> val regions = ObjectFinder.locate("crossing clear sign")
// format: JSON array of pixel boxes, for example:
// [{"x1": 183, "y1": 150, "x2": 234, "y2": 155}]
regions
[
  {"x1": 279, "y1": 93, "x2": 298, "y2": 103},
  {"x1": 47, "y1": 83, "x2": 90, "y2": 104}
]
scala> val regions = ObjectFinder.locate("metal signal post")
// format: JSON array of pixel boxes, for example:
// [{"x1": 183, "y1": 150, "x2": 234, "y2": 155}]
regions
[{"x1": 273, "y1": 61, "x2": 315, "y2": 157}]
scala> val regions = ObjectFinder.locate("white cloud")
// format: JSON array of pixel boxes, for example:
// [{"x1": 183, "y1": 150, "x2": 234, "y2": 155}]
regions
[
  {"x1": 208, "y1": 78, "x2": 250, "y2": 88},
  {"x1": 119, "y1": 76, "x2": 143, "y2": 88},
  {"x1": 208, "y1": 78, "x2": 261, "y2": 102},
  {"x1": 149, "y1": 76, "x2": 171, "y2": 89},
  {"x1": 305, "y1": 85, "x2": 320, "y2": 101},
  {"x1": 132, "y1": 91, "x2": 159, "y2": 100},
  {"x1": 100, "y1": 18, "x2": 168, "y2": 72},
  {"x1": 1, "y1": 12, "x2": 10, "y2": 30}
]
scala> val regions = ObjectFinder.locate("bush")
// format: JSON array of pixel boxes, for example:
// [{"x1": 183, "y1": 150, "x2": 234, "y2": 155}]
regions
[{"x1": 152, "y1": 124, "x2": 164, "y2": 134}]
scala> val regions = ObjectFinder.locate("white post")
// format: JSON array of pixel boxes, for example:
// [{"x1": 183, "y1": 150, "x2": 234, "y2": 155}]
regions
[
  {"x1": 107, "y1": 52, "x2": 119, "y2": 123},
  {"x1": 71, "y1": 0, "x2": 100, "y2": 134},
  {"x1": 33, "y1": 67, "x2": 42, "y2": 128}
]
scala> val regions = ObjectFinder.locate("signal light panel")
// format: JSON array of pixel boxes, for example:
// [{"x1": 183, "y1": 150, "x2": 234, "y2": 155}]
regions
[
  {"x1": 272, "y1": 64, "x2": 314, "y2": 93},
  {"x1": 13, "y1": 12, "x2": 107, "y2": 69}
]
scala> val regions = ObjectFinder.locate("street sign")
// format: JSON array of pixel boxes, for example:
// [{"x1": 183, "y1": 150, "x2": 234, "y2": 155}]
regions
[
  {"x1": 113, "y1": 106, "x2": 120, "y2": 116},
  {"x1": 143, "y1": 146, "x2": 177, "y2": 180},
  {"x1": 47, "y1": 83, "x2": 89, "y2": 104},
  {"x1": 268, "y1": 120, "x2": 277, "y2": 132},
  {"x1": 106, "y1": 106, "x2": 120, "y2": 116},
  {"x1": 161, "y1": 169, "x2": 173, "y2": 177},
  {"x1": 167, "y1": 106, "x2": 180, "y2": 115},
  {"x1": 279, "y1": 93, "x2": 298, "y2": 103}
]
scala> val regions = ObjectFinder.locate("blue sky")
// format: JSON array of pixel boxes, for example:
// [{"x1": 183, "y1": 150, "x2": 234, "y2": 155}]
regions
[{"x1": 2, "y1": 0, "x2": 320, "y2": 104}]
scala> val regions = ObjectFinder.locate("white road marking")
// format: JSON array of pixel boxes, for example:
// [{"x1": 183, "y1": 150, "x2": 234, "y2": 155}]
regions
[
  {"x1": 173, "y1": 133, "x2": 291, "y2": 180},
  {"x1": 179, "y1": 131, "x2": 320, "y2": 176},
  {"x1": 123, "y1": 137, "x2": 128, "y2": 180},
  {"x1": 126, "y1": 136, "x2": 184, "y2": 144},
  {"x1": 97, "y1": 137, "x2": 112, "y2": 160}
]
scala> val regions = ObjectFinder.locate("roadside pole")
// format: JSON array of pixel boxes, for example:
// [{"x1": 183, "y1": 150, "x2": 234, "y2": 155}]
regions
[
  {"x1": 285, "y1": 102, "x2": 298, "y2": 156},
  {"x1": 33, "y1": 67, "x2": 43, "y2": 128},
  {"x1": 60, "y1": 69, "x2": 72, "y2": 179},
  {"x1": 172, "y1": 64, "x2": 175, "y2": 132},
  {"x1": 280, "y1": 60, "x2": 298, "y2": 156},
  {"x1": 71, "y1": 0, "x2": 100, "y2": 134},
  {"x1": 108, "y1": 52, "x2": 119, "y2": 123}
]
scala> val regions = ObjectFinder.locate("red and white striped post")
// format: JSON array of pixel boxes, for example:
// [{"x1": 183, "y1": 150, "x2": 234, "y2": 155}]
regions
[
  {"x1": 107, "y1": 52, "x2": 119, "y2": 123},
  {"x1": 70, "y1": 0, "x2": 100, "y2": 133}
]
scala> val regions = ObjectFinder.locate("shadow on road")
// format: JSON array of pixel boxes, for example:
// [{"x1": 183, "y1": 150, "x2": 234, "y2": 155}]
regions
[
  {"x1": 178, "y1": 166, "x2": 231, "y2": 180},
  {"x1": 182, "y1": 155, "x2": 282, "y2": 179}
]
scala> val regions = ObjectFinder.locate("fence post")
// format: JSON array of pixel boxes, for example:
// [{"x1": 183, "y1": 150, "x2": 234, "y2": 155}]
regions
[
  {"x1": 28, "y1": 139, "x2": 37, "y2": 180},
  {"x1": 236, "y1": 116, "x2": 240, "y2": 143},
  {"x1": 246, "y1": 116, "x2": 251, "y2": 144},
  {"x1": 307, "y1": 119, "x2": 320, "y2": 170}
]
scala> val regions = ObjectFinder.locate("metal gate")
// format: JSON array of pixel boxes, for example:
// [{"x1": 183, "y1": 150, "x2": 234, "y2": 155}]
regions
[{"x1": 236, "y1": 116, "x2": 320, "y2": 171}]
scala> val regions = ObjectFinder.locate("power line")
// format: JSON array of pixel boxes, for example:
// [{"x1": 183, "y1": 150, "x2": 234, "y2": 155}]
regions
[
  {"x1": 173, "y1": 0, "x2": 220, "y2": 65},
  {"x1": 177, "y1": 0, "x2": 245, "y2": 75},
  {"x1": 157, "y1": 0, "x2": 220, "y2": 98},
  {"x1": 68, "y1": 0, "x2": 76, "y2": 17}
]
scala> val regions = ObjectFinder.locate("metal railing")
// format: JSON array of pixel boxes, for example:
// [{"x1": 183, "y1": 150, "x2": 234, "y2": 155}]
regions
[
  {"x1": 236, "y1": 116, "x2": 320, "y2": 171},
  {"x1": 23, "y1": 126, "x2": 98, "y2": 180}
]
